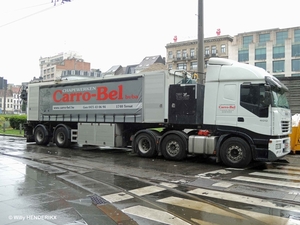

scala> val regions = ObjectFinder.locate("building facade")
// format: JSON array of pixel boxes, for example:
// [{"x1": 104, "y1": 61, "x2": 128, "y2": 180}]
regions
[
  {"x1": 165, "y1": 35, "x2": 233, "y2": 72},
  {"x1": 231, "y1": 26, "x2": 300, "y2": 78},
  {"x1": 0, "y1": 86, "x2": 22, "y2": 114},
  {"x1": 166, "y1": 26, "x2": 300, "y2": 79},
  {"x1": 39, "y1": 51, "x2": 101, "y2": 81}
]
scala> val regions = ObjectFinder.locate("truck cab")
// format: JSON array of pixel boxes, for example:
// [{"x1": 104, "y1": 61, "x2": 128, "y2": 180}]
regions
[{"x1": 203, "y1": 58, "x2": 291, "y2": 166}]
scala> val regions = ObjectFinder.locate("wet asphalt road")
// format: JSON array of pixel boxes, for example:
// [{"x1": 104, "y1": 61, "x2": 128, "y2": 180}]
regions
[{"x1": 1, "y1": 135, "x2": 300, "y2": 224}]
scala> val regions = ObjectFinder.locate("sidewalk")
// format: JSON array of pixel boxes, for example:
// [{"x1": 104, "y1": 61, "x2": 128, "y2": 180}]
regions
[{"x1": 0, "y1": 154, "x2": 114, "y2": 225}]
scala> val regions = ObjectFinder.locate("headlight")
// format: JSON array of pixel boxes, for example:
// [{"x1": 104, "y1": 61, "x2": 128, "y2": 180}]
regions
[{"x1": 276, "y1": 143, "x2": 281, "y2": 149}]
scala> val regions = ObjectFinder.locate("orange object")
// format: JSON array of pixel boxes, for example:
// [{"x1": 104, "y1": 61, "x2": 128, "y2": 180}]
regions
[{"x1": 290, "y1": 122, "x2": 300, "y2": 153}]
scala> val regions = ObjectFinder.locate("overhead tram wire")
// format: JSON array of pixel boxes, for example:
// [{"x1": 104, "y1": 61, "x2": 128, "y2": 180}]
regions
[
  {"x1": 1, "y1": 1, "x2": 51, "y2": 16},
  {"x1": 0, "y1": 4, "x2": 60, "y2": 29},
  {"x1": 11, "y1": 2, "x2": 50, "y2": 12}
]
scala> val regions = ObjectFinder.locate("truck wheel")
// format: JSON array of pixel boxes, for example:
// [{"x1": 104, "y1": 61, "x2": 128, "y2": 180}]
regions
[
  {"x1": 34, "y1": 126, "x2": 49, "y2": 146},
  {"x1": 54, "y1": 127, "x2": 70, "y2": 148},
  {"x1": 220, "y1": 137, "x2": 252, "y2": 168},
  {"x1": 161, "y1": 134, "x2": 187, "y2": 161},
  {"x1": 135, "y1": 132, "x2": 157, "y2": 157}
]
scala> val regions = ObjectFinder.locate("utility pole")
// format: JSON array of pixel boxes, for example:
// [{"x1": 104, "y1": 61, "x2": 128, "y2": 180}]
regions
[{"x1": 197, "y1": 0, "x2": 204, "y2": 84}]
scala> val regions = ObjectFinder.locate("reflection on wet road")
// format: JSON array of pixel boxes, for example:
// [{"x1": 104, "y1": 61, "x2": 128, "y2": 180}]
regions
[
  {"x1": 1, "y1": 136, "x2": 300, "y2": 224},
  {"x1": 0, "y1": 155, "x2": 116, "y2": 225}
]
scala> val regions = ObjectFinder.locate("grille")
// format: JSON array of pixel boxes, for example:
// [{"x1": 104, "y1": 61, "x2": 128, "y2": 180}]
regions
[{"x1": 281, "y1": 120, "x2": 290, "y2": 133}]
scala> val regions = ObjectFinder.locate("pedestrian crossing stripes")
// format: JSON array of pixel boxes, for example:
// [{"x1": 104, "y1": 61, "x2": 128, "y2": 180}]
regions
[
  {"x1": 98, "y1": 165, "x2": 300, "y2": 224},
  {"x1": 232, "y1": 175, "x2": 300, "y2": 188},
  {"x1": 122, "y1": 205, "x2": 191, "y2": 225},
  {"x1": 187, "y1": 188, "x2": 300, "y2": 213}
]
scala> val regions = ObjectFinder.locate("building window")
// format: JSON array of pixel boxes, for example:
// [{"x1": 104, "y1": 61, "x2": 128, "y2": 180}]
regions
[
  {"x1": 276, "y1": 31, "x2": 288, "y2": 45},
  {"x1": 292, "y1": 44, "x2": 300, "y2": 57},
  {"x1": 182, "y1": 49, "x2": 187, "y2": 59},
  {"x1": 190, "y1": 62, "x2": 197, "y2": 69},
  {"x1": 259, "y1": 33, "x2": 270, "y2": 45},
  {"x1": 243, "y1": 35, "x2": 253, "y2": 48},
  {"x1": 211, "y1": 46, "x2": 217, "y2": 56},
  {"x1": 168, "y1": 51, "x2": 173, "y2": 59},
  {"x1": 176, "y1": 50, "x2": 181, "y2": 60},
  {"x1": 177, "y1": 63, "x2": 187, "y2": 70},
  {"x1": 43, "y1": 69, "x2": 46, "y2": 74},
  {"x1": 255, "y1": 62, "x2": 266, "y2": 70},
  {"x1": 273, "y1": 46, "x2": 285, "y2": 59},
  {"x1": 221, "y1": 44, "x2": 226, "y2": 53},
  {"x1": 168, "y1": 64, "x2": 172, "y2": 70},
  {"x1": 238, "y1": 49, "x2": 249, "y2": 62},
  {"x1": 190, "y1": 49, "x2": 195, "y2": 58},
  {"x1": 255, "y1": 48, "x2": 266, "y2": 60},
  {"x1": 292, "y1": 59, "x2": 300, "y2": 71},
  {"x1": 273, "y1": 60, "x2": 285, "y2": 73},
  {"x1": 295, "y1": 29, "x2": 300, "y2": 43},
  {"x1": 205, "y1": 47, "x2": 210, "y2": 56}
]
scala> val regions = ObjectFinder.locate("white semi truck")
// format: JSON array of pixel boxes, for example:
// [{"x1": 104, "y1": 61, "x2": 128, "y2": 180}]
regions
[{"x1": 21, "y1": 58, "x2": 291, "y2": 167}]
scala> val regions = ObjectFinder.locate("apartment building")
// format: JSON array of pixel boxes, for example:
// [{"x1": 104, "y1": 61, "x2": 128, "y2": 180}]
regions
[
  {"x1": 165, "y1": 35, "x2": 233, "y2": 72},
  {"x1": 0, "y1": 77, "x2": 22, "y2": 114},
  {"x1": 39, "y1": 51, "x2": 101, "y2": 81}
]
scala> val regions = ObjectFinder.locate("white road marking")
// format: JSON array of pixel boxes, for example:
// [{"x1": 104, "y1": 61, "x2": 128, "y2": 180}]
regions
[
  {"x1": 122, "y1": 205, "x2": 191, "y2": 225},
  {"x1": 129, "y1": 185, "x2": 166, "y2": 196},
  {"x1": 159, "y1": 182, "x2": 178, "y2": 188},
  {"x1": 212, "y1": 182, "x2": 233, "y2": 188},
  {"x1": 277, "y1": 165, "x2": 300, "y2": 171},
  {"x1": 232, "y1": 176, "x2": 300, "y2": 189},
  {"x1": 187, "y1": 188, "x2": 300, "y2": 213},
  {"x1": 264, "y1": 168, "x2": 300, "y2": 175},
  {"x1": 250, "y1": 171, "x2": 300, "y2": 180},
  {"x1": 157, "y1": 196, "x2": 244, "y2": 219},
  {"x1": 102, "y1": 192, "x2": 133, "y2": 203},
  {"x1": 231, "y1": 208, "x2": 300, "y2": 225}
]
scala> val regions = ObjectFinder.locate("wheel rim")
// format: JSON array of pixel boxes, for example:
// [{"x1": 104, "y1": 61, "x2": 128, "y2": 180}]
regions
[
  {"x1": 56, "y1": 132, "x2": 65, "y2": 145},
  {"x1": 36, "y1": 131, "x2": 44, "y2": 142},
  {"x1": 166, "y1": 140, "x2": 180, "y2": 156},
  {"x1": 227, "y1": 145, "x2": 243, "y2": 162},
  {"x1": 138, "y1": 138, "x2": 151, "y2": 154}
]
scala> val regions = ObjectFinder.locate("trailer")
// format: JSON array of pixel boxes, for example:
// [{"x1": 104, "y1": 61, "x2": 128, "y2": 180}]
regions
[{"x1": 22, "y1": 58, "x2": 291, "y2": 168}]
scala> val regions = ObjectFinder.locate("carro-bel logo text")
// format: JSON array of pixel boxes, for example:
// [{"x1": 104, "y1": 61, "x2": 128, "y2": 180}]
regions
[{"x1": 53, "y1": 85, "x2": 138, "y2": 102}]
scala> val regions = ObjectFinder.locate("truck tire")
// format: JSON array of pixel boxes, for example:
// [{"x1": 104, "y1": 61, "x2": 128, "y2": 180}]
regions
[
  {"x1": 54, "y1": 127, "x2": 71, "y2": 148},
  {"x1": 161, "y1": 134, "x2": 187, "y2": 161},
  {"x1": 220, "y1": 137, "x2": 252, "y2": 168},
  {"x1": 34, "y1": 126, "x2": 49, "y2": 146},
  {"x1": 135, "y1": 132, "x2": 157, "y2": 158}
]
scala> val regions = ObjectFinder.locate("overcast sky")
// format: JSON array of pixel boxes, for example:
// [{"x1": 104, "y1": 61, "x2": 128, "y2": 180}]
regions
[{"x1": 0, "y1": 0, "x2": 299, "y2": 85}]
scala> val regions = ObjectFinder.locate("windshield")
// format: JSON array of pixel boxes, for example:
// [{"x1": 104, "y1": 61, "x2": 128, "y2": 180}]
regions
[
  {"x1": 271, "y1": 88, "x2": 289, "y2": 109},
  {"x1": 265, "y1": 76, "x2": 289, "y2": 109}
]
